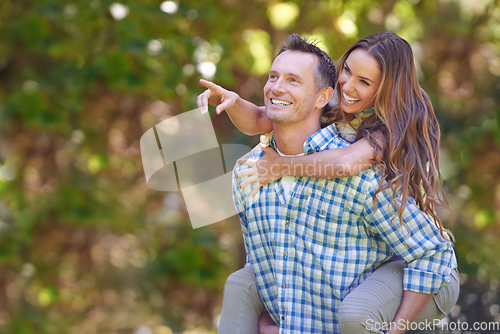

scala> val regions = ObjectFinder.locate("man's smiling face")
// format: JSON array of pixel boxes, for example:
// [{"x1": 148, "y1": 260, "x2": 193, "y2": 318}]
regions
[{"x1": 264, "y1": 50, "x2": 323, "y2": 126}]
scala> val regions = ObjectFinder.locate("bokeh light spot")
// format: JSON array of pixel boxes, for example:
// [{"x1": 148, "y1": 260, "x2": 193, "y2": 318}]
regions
[
  {"x1": 267, "y1": 3, "x2": 300, "y2": 30},
  {"x1": 160, "y1": 1, "x2": 178, "y2": 14},
  {"x1": 337, "y1": 12, "x2": 357, "y2": 36},
  {"x1": 197, "y1": 61, "x2": 217, "y2": 80},
  {"x1": 109, "y1": 3, "x2": 129, "y2": 20}
]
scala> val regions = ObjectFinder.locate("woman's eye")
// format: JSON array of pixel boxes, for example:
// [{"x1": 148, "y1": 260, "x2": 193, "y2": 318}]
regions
[
  {"x1": 343, "y1": 65, "x2": 350, "y2": 72},
  {"x1": 361, "y1": 80, "x2": 370, "y2": 86}
]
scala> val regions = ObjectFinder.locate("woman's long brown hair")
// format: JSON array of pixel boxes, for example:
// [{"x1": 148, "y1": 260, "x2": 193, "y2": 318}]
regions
[{"x1": 324, "y1": 32, "x2": 449, "y2": 238}]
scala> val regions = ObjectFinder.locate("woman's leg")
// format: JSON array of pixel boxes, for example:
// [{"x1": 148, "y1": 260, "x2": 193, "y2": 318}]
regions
[
  {"x1": 218, "y1": 264, "x2": 265, "y2": 334},
  {"x1": 338, "y1": 261, "x2": 460, "y2": 334}
]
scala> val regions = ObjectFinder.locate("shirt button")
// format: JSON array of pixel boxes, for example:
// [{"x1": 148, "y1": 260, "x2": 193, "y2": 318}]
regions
[
  {"x1": 285, "y1": 220, "x2": 290, "y2": 226},
  {"x1": 283, "y1": 252, "x2": 288, "y2": 258},
  {"x1": 282, "y1": 284, "x2": 286, "y2": 288},
  {"x1": 281, "y1": 315, "x2": 285, "y2": 321}
]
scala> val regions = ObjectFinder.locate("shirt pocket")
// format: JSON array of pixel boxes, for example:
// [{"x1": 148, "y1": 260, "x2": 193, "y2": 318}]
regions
[{"x1": 303, "y1": 196, "x2": 347, "y2": 249}]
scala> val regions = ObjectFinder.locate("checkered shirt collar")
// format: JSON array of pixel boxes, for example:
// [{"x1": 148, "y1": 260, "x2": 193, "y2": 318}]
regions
[{"x1": 268, "y1": 124, "x2": 339, "y2": 155}]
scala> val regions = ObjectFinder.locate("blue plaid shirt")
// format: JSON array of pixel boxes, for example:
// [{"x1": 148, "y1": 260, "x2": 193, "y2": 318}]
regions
[{"x1": 232, "y1": 124, "x2": 457, "y2": 333}]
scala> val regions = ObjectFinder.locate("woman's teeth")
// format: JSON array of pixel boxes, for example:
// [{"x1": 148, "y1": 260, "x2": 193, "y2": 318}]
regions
[{"x1": 343, "y1": 92, "x2": 360, "y2": 104}]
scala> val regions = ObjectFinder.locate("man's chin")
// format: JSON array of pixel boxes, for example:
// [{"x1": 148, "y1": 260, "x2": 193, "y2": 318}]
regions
[
  {"x1": 266, "y1": 114, "x2": 289, "y2": 125},
  {"x1": 266, "y1": 110, "x2": 283, "y2": 120}
]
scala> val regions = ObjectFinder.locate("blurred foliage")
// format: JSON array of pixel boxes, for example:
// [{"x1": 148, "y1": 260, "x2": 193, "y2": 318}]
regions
[{"x1": 0, "y1": 0, "x2": 499, "y2": 333}]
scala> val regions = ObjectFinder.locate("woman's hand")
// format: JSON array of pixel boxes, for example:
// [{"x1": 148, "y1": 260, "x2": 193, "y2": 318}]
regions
[
  {"x1": 235, "y1": 145, "x2": 284, "y2": 197},
  {"x1": 197, "y1": 79, "x2": 239, "y2": 115}
]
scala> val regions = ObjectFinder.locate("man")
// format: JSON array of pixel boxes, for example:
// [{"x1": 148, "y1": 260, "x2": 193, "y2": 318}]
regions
[{"x1": 200, "y1": 34, "x2": 457, "y2": 333}]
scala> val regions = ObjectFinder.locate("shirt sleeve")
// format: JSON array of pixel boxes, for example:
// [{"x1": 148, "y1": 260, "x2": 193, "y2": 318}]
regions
[
  {"x1": 232, "y1": 163, "x2": 251, "y2": 265},
  {"x1": 363, "y1": 183, "x2": 456, "y2": 294}
]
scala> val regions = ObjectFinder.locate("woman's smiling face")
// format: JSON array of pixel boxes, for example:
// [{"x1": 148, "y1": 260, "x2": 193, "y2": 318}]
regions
[{"x1": 338, "y1": 48, "x2": 381, "y2": 114}]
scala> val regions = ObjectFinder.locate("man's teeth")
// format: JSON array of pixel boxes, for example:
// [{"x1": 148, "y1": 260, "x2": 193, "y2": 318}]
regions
[
  {"x1": 272, "y1": 99, "x2": 291, "y2": 106},
  {"x1": 343, "y1": 92, "x2": 360, "y2": 103}
]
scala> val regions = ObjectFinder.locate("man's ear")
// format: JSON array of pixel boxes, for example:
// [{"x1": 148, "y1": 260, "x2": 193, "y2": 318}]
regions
[{"x1": 315, "y1": 86, "x2": 335, "y2": 109}]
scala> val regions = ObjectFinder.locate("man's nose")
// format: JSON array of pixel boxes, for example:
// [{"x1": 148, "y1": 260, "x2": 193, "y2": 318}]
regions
[{"x1": 271, "y1": 79, "x2": 286, "y2": 94}]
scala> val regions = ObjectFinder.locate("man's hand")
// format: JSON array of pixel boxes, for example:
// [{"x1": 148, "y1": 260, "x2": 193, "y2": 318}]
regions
[
  {"x1": 258, "y1": 311, "x2": 279, "y2": 334},
  {"x1": 196, "y1": 79, "x2": 239, "y2": 115},
  {"x1": 388, "y1": 291, "x2": 433, "y2": 334}
]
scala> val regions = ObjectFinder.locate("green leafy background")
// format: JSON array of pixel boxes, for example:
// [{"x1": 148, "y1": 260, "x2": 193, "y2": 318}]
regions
[{"x1": 0, "y1": 0, "x2": 499, "y2": 333}]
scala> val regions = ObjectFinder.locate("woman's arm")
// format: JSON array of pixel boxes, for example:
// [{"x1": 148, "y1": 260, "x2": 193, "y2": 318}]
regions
[
  {"x1": 284, "y1": 137, "x2": 376, "y2": 178},
  {"x1": 237, "y1": 136, "x2": 382, "y2": 196},
  {"x1": 197, "y1": 79, "x2": 272, "y2": 135}
]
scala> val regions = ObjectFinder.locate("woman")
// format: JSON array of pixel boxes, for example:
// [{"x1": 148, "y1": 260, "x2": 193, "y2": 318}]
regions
[{"x1": 199, "y1": 32, "x2": 459, "y2": 334}]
